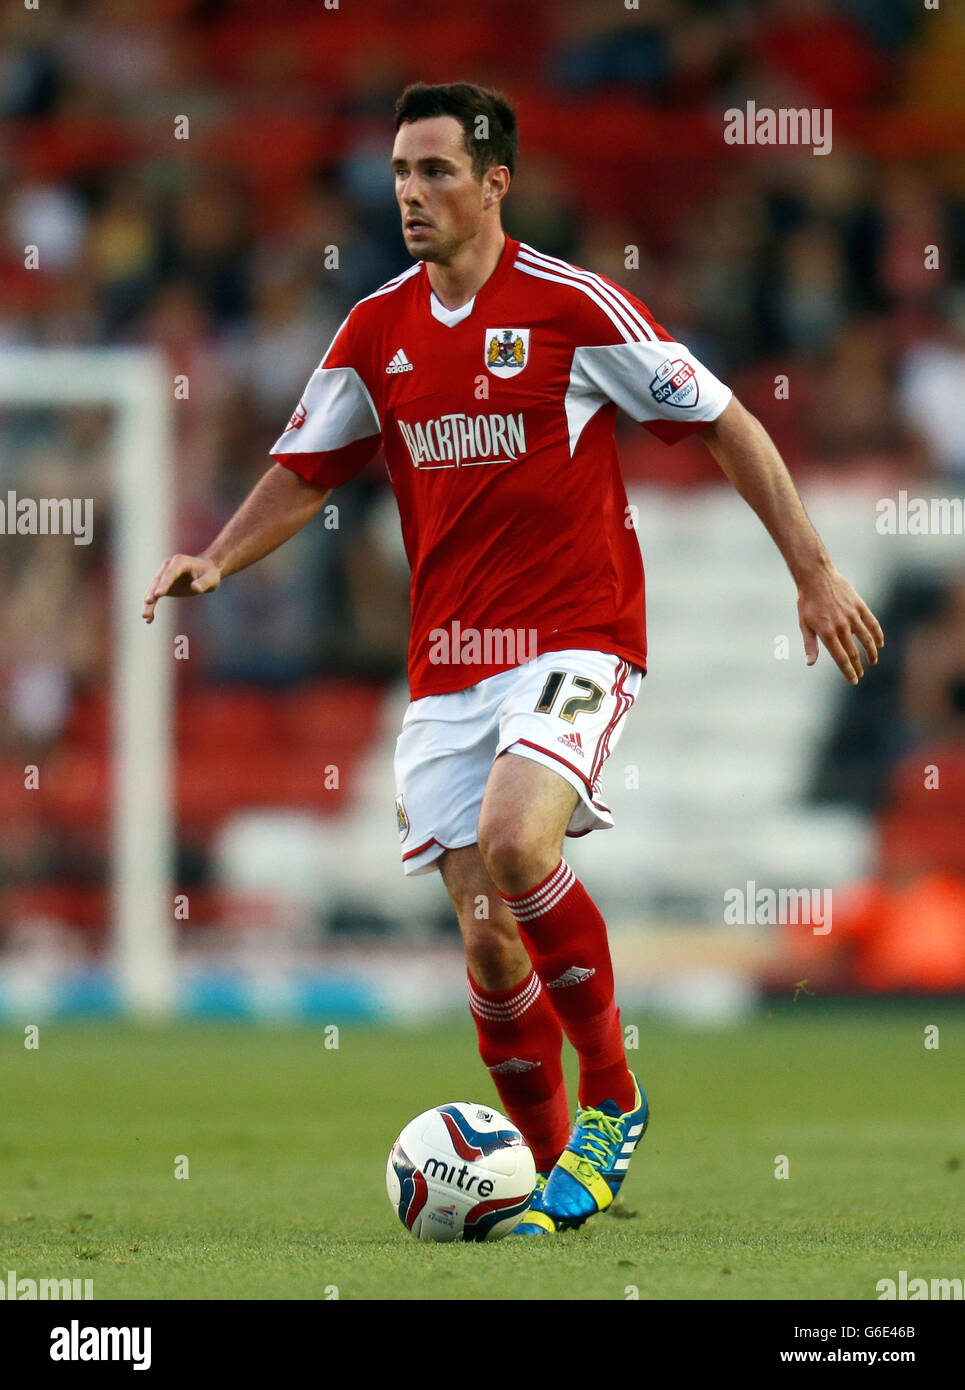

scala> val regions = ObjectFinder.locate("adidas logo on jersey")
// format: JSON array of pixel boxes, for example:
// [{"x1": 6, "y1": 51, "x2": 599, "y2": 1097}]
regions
[
  {"x1": 386, "y1": 348, "x2": 414, "y2": 374},
  {"x1": 547, "y1": 965, "x2": 596, "y2": 990},
  {"x1": 557, "y1": 731, "x2": 584, "y2": 757}
]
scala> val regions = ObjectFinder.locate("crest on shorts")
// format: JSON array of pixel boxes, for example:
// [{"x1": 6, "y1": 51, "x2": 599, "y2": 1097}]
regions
[
  {"x1": 649, "y1": 357, "x2": 698, "y2": 408},
  {"x1": 485, "y1": 328, "x2": 529, "y2": 377},
  {"x1": 395, "y1": 793, "x2": 410, "y2": 842}
]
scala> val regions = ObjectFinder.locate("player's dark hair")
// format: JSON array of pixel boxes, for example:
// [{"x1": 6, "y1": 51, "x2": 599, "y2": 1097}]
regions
[{"x1": 394, "y1": 82, "x2": 518, "y2": 180}]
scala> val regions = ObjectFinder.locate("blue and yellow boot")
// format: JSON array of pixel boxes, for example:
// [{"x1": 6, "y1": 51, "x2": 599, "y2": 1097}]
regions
[
  {"x1": 541, "y1": 1074, "x2": 649, "y2": 1229},
  {"x1": 511, "y1": 1173, "x2": 559, "y2": 1236}
]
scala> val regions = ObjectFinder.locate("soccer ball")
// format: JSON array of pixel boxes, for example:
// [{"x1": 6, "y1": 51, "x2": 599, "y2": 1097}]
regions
[{"x1": 387, "y1": 1102, "x2": 536, "y2": 1242}]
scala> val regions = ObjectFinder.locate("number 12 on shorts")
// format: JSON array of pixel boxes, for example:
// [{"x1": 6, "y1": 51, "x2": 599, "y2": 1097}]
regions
[{"x1": 534, "y1": 671, "x2": 606, "y2": 723}]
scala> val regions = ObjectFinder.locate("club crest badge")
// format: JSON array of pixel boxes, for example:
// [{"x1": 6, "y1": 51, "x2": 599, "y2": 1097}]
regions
[
  {"x1": 485, "y1": 328, "x2": 529, "y2": 377},
  {"x1": 649, "y1": 357, "x2": 698, "y2": 408},
  {"x1": 395, "y1": 793, "x2": 410, "y2": 842}
]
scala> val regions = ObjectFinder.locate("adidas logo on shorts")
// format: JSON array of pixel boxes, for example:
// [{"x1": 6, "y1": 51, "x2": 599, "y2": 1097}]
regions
[{"x1": 558, "y1": 731, "x2": 584, "y2": 757}]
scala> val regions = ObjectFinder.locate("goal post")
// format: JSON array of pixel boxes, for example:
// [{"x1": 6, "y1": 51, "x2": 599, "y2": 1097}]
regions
[{"x1": 0, "y1": 349, "x2": 175, "y2": 1015}]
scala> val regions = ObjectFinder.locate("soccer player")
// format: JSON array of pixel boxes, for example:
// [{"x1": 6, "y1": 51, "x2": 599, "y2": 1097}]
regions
[{"x1": 142, "y1": 83, "x2": 884, "y2": 1235}]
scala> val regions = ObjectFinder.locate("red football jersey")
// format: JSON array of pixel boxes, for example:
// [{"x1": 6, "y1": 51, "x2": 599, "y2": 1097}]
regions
[{"x1": 271, "y1": 236, "x2": 732, "y2": 698}]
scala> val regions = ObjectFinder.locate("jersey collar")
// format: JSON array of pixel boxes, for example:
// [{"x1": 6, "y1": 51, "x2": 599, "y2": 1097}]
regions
[{"x1": 423, "y1": 234, "x2": 518, "y2": 327}]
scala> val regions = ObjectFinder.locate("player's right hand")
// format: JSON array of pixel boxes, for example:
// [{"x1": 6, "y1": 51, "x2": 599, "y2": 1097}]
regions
[{"x1": 142, "y1": 554, "x2": 222, "y2": 624}]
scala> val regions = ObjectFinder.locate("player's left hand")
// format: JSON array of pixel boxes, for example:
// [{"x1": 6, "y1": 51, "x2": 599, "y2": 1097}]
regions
[{"x1": 797, "y1": 565, "x2": 884, "y2": 685}]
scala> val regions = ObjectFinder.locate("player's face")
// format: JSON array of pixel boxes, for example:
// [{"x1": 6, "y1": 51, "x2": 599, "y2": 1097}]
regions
[{"x1": 392, "y1": 116, "x2": 491, "y2": 262}]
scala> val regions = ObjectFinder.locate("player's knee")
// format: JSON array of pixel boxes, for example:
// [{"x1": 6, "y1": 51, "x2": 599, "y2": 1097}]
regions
[{"x1": 477, "y1": 821, "x2": 557, "y2": 896}]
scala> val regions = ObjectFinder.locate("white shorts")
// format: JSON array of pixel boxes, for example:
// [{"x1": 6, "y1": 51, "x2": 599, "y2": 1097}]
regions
[{"x1": 393, "y1": 649, "x2": 643, "y2": 876}]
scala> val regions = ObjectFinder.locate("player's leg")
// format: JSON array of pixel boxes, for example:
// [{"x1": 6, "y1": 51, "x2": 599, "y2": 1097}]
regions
[
  {"x1": 439, "y1": 842, "x2": 530, "y2": 989},
  {"x1": 438, "y1": 843, "x2": 570, "y2": 1184},
  {"x1": 477, "y1": 752, "x2": 636, "y2": 1115},
  {"x1": 394, "y1": 681, "x2": 568, "y2": 1177},
  {"x1": 477, "y1": 652, "x2": 650, "y2": 1226}
]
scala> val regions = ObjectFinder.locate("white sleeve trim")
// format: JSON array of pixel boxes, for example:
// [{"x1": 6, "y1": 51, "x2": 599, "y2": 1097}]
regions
[
  {"x1": 565, "y1": 340, "x2": 732, "y2": 455},
  {"x1": 271, "y1": 364, "x2": 380, "y2": 457}
]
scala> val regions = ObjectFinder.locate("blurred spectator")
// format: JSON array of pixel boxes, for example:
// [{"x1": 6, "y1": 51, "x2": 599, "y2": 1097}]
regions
[
  {"x1": 806, "y1": 317, "x2": 910, "y2": 464},
  {"x1": 897, "y1": 305, "x2": 965, "y2": 481},
  {"x1": 903, "y1": 575, "x2": 965, "y2": 744}
]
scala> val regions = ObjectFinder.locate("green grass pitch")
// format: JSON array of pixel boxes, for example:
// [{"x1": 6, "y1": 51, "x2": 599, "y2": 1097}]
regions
[{"x1": 1, "y1": 1005, "x2": 962, "y2": 1300}]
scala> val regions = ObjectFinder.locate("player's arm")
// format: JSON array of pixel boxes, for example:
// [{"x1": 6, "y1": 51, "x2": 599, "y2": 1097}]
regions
[
  {"x1": 701, "y1": 395, "x2": 884, "y2": 685},
  {"x1": 141, "y1": 464, "x2": 330, "y2": 624}
]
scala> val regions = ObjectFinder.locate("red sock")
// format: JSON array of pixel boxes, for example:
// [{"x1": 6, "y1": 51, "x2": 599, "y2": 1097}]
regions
[
  {"x1": 467, "y1": 969, "x2": 570, "y2": 1174},
  {"x1": 499, "y1": 860, "x2": 635, "y2": 1113}
]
